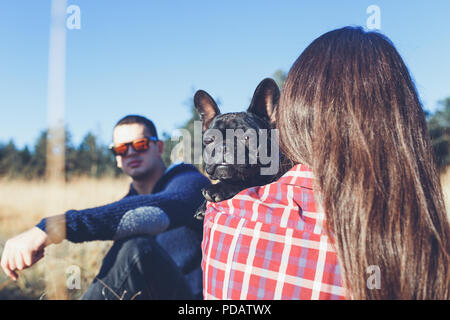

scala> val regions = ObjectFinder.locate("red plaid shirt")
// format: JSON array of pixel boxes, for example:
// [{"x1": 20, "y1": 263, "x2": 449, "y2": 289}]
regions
[{"x1": 201, "y1": 164, "x2": 346, "y2": 300}]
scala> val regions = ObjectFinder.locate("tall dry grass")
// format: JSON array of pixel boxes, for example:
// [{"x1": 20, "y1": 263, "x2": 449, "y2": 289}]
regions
[
  {"x1": 0, "y1": 176, "x2": 130, "y2": 300},
  {"x1": 0, "y1": 169, "x2": 448, "y2": 299}
]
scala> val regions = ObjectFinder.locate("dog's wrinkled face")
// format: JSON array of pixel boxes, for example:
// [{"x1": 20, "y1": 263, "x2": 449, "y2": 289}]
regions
[
  {"x1": 194, "y1": 78, "x2": 280, "y2": 181},
  {"x1": 203, "y1": 111, "x2": 270, "y2": 181}
]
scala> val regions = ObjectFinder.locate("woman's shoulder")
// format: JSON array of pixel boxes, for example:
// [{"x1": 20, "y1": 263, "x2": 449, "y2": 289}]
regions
[{"x1": 205, "y1": 163, "x2": 324, "y2": 232}]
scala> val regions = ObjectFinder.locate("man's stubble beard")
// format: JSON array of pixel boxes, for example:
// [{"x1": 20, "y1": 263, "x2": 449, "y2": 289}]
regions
[
  {"x1": 128, "y1": 160, "x2": 160, "y2": 182},
  {"x1": 130, "y1": 167, "x2": 154, "y2": 181}
]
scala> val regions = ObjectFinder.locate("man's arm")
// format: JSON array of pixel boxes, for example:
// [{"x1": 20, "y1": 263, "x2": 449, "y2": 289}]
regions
[
  {"x1": 36, "y1": 166, "x2": 209, "y2": 243},
  {"x1": 0, "y1": 165, "x2": 209, "y2": 280}
]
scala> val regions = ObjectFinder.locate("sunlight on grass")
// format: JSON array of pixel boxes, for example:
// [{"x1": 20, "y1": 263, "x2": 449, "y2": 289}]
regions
[
  {"x1": 0, "y1": 177, "x2": 130, "y2": 300},
  {"x1": 0, "y1": 170, "x2": 448, "y2": 299}
]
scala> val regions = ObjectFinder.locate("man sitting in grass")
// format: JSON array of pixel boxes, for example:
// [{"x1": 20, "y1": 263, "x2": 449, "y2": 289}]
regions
[{"x1": 0, "y1": 115, "x2": 210, "y2": 300}]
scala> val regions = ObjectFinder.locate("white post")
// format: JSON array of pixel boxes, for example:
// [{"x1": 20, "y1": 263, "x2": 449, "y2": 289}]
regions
[
  {"x1": 46, "y1": 0, "x2": 67, "y2": 183},
  {"x1": 45, "y1": 0, "x2": 68, "y2": 300}
]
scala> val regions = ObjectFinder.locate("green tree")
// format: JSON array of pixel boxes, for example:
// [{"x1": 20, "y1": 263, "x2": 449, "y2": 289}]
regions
[
  {"x1": 17, "y1": 146, "x2": 33, "y2": 178},
  {"x1": 427, "y1": 98, "x2": 450, "y2": 171},
  {"x1": 273, "y1": 69, "x2": 287, "y2": 90},
  {"x1": 76, "y1": 132, "x2": 99, "y2": 176},
  {"x1": 29, "y1": 131, "x2": 47, "y2": 178},
  {"x1": 0, "y1": 140, "x2": 20, "y2": 178},
  {"x1": 162, "y1": 92, "x2": 202, "y2": 169},
  {"x1": 68, "y1": 131, "x2": 120, "y2": 178},
  {"x1": 0, "y1": 129, "x2": 121, "y2": 180}
]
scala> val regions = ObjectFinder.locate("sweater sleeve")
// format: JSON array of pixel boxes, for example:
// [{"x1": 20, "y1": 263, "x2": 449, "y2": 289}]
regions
[{"x1": 36, "y1": 167, "x2": 210, "y2": 243}]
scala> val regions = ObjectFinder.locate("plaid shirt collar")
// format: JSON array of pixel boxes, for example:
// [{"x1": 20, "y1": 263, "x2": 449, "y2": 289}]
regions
[
  {"x1": 277, "y1": 164, "x2": 326, "y2": 235},
  {"x1": 208, "y1": 163, "x2": 327, "y2": 236},
  {"x1": 277, "y1": 163, "x2": 315, "y2": 189}
]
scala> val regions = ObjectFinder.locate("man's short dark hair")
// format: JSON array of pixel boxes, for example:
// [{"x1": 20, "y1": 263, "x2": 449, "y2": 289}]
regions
[{"x1": 115, "y1": 115, "x2": 158, "y2": 139}]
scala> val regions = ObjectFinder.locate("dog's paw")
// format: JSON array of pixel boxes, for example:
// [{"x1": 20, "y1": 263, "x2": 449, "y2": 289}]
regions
[
  {"x1": 194, "y1": 209, "x2": 205, "y2": 220},
  {"x1": 202, "y1": 188, "x2": 214, "y2": 202},
  {"x1": 194, "y1": 201, "x2": 207, "y2": 220},
  {"x1": 202, "y1": 185, "x2": 230, "y2": 202}
]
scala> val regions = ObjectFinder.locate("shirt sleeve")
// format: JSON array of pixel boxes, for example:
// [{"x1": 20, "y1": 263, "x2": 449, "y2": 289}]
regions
[{"x1": 36, "y1": 169, "x2": 210, "y2": 243}]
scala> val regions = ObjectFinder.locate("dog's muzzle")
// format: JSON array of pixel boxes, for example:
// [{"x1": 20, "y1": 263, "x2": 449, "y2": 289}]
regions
[{"x1": 210, "y1": 164, "x2": 235, "y2": 180}]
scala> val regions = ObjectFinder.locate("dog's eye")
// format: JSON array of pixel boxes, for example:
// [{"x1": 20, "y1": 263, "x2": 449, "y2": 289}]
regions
[{"x1": 204, "y1": 137, "x2": 214, "y2": 145}]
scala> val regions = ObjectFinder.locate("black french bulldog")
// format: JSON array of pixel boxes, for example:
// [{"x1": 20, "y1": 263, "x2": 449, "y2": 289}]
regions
[{"x1": 194, "y1": 78, "x2": 291, "y2": 219}]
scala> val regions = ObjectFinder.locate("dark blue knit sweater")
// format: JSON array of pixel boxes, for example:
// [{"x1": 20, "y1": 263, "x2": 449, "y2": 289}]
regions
[{"x1": 36, "y1": 163, "x2": 210, "y2": 243}]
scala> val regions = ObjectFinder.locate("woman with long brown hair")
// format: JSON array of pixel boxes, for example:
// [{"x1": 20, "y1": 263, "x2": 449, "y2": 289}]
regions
[
  {"x1": 201, "y1": 26, "x2": 448, "y2": 300},
  {"x1": 277, "y1": 26, "x2": 449, "y2": 299}
]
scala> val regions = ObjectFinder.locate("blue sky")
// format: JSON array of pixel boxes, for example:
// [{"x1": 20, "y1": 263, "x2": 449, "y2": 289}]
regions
[{"x1": 1, "y1": 0, "x2": 449, "y2": 149}]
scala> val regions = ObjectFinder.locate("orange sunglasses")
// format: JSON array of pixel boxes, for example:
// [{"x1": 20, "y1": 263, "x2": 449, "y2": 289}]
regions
[{"x1": 109, "y1": 136, "x2": 158, "y2": 156}]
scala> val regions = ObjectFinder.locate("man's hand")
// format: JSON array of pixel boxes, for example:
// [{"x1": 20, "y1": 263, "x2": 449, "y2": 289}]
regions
[{"x1": 1, "y1": 227, "x2": 51, "y2": 280}]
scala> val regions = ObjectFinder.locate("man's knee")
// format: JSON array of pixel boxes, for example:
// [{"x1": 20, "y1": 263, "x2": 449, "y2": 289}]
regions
[
  {"x1": 96, "y1": 236, "x2": 154, "y2": 278},
  {"x1": 82, "y1": 236, "x2": 157, "y2": 300},
  {"x1": 115, "y1": 236, "x2": 155, "y2": 258}
]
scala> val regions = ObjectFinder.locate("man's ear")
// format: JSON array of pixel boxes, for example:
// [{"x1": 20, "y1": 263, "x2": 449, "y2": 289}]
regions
[
  {"x1": 156, "y1": 140, "x2": 164, "y2": 156},
  {"x1": 116, "y1": 155, "x2": 123, "y2": 169},
  {"x1": 247, "y1": 78, "x2": 280, "y2": 123},
  {"x1": 194, "y1": 90, "x2": 220, "y2": 131}
]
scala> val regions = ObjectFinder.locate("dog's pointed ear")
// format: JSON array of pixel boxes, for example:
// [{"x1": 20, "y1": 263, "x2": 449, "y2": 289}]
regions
[
  {"x1": 194, "y1": 90, "x2": 220, "y2": 131},
  {"x1": 247, "y1": 78, "x2": 280, "y2": 123}
]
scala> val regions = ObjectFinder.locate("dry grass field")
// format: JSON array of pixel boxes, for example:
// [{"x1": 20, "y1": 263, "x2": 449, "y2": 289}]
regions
[
  {"x1": 0, "y1": 169, "x2": 449, "y2": 300},
  {"x1": 0, "y1": 176, "x2": 131, "y2": 300}
]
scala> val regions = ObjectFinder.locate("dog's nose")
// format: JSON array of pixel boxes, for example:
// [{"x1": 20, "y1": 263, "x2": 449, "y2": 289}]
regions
[{"x1": 214, "y1": 164, "x2": 234, "y2": 179}]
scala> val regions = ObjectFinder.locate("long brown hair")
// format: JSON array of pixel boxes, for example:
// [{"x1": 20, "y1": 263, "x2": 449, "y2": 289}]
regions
[{"x1": 277, "y1": 26, "x2": 449, "y2": 299}]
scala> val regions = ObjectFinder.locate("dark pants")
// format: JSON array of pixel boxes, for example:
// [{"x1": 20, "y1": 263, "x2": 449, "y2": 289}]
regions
[{"x1": 81, "y1": 227, "x2": 203, "y2": 300}]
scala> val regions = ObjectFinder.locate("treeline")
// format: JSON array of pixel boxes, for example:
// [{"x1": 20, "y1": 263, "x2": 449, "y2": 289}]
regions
[
  {"x1": 1, "y1": 93, "x2": 449, "y2": 180},
  {"x1": 427, "y1": 98, "x2": 450, "y2": 171},
  {"x1": 0, "y1": 130, "x2": 121, "y2": 180}
]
